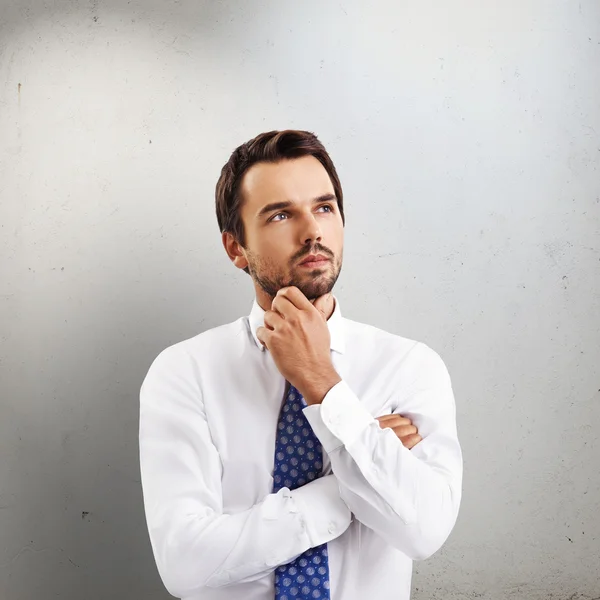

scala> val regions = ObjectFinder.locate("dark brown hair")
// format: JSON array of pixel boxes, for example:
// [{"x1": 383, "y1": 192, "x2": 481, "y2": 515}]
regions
[{"x1": 215, "y1": 130, "x2": 345, "y2": 273}]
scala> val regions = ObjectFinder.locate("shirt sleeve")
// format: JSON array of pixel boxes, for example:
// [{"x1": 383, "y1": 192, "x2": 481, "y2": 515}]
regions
[
  {"x1": 139, "y1": 345, "x2": 352, "y2": 598},
  {"x1": 303, "y1": 342, "x2": 463, "y2": 561}
]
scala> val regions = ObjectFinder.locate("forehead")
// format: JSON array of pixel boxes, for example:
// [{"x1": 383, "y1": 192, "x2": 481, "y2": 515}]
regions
[{"x1": 239, "y1": 155, "x2": 335, "y2": 214}]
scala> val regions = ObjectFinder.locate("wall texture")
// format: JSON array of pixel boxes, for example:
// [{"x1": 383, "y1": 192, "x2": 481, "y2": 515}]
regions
[{"x1": 1, "y1": 1, "x2": 599, "y2": 598}]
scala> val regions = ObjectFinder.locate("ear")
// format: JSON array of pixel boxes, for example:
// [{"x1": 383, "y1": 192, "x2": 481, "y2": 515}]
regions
[{"x1": 222, "y1": 231, "x2": 248, "y2": 270}]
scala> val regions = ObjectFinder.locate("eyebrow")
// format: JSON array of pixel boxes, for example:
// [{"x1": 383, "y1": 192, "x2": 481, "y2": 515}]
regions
[{"x1": 256, "y1": 194, "x2": 338, "y2": 220}]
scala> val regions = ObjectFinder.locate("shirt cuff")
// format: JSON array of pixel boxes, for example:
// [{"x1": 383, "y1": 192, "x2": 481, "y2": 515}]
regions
[
  {"x1": 291, "y1": 475, "x2": 353, "y2": 547},
  {"x1": 303, "y1": 380, "x2": 375, "y2": 455}
]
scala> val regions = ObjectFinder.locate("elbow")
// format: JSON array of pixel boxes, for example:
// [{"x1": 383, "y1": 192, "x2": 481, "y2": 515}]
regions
[
  {"x1": 147, "y1": 508, "x2": 237, "y2": 596},
  {"x1": 397, "y1": 506, "x2": 460, "y2": 561},
  {"x1": 374, "y1": 511, "x2": 455, "y2": 561},
  {"x1": 155, "y1": 542, "x2": 203, "y2": 598},
  {"x1": 402, "y1": 480, "x2": 461, "y2": 561},
  {"x1": 151, "y1": 528, "x2": 217, "y2": 598},
  {"x1": 402, "y1": 528, "x2": 450, "y2": 561}
]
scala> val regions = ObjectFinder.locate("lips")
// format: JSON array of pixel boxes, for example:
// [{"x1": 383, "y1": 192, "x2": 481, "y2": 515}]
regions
[{"x1": 299, "y1": 254, "x2": 329, "y2": 266}]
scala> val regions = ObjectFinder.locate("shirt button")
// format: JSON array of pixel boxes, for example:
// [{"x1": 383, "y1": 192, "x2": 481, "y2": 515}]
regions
[{"x1": 328, "y1": 521, "x2": 337, "y2": 534}]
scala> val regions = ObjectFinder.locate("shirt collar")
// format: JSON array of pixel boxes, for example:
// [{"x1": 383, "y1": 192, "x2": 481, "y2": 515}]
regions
[{"x1": 248, "y1": 294, "x2": 346, "y2": 355}]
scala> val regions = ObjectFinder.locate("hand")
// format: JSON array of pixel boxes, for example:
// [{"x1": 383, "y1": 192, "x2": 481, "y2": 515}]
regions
[
  {"x1": 375, "y1": 414, "x2": 422, "y2": 450},
  {"x1": 256, "y1": 287, "x2": 341, "y2": 405}
]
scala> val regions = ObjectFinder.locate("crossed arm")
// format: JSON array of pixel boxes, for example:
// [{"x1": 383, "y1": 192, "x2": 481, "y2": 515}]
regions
[{"x1": 139, "y1": 342, "x2": 462, "y2": 598}]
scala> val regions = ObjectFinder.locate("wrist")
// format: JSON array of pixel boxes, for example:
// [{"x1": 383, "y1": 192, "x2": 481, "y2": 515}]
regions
[{"x1": 299, "y1": 368, "x2": 342, "y2": 406}]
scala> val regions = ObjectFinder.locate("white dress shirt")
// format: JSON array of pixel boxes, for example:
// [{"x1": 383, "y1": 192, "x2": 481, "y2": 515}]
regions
[{"x1": 139, "y1": 296, "x2": 462, "y2": 600}]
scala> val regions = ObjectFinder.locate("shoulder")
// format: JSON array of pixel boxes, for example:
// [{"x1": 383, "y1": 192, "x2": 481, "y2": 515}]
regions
[
  {"x1": 343, "y1": 316, "x2": 450, "y2": 380},
  {"x1": 142, "y1": 317, "x2": 248, "y2": 382}
]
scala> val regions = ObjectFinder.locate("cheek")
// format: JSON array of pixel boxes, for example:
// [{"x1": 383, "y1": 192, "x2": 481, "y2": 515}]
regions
[
  {"x1": 246, "y1": 235, "x2": 269, "y2": 258},
  {"x1": 249, "y1": 240, "x2": 291, "y2": 270},
  {"x1": 260, "y1": 241, "x2": 287, "y2": 264},
  {"x1": 326, "y1": 226, "x2": 344, "y2": 254}
]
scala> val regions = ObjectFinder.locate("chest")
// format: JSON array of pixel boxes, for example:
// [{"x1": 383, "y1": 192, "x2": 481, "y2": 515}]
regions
[{"x1": 201, "y1": 349, "x2": 401, "y2": 511}]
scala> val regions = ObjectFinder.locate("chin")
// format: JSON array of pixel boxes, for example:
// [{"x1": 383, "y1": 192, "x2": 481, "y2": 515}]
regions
[{"x1": 297, "y1": 279, "x2": 335, "y2": 301}]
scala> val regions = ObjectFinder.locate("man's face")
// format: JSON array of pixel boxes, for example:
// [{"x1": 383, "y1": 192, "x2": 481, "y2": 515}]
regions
[{"x1": 232, "y1": 155, "x2": 344, "y2": 302}]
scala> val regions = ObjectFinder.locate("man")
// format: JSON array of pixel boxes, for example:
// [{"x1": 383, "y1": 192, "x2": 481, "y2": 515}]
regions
[{"x1": 139, "y1": 130, "x2": 462, "y2": 600}]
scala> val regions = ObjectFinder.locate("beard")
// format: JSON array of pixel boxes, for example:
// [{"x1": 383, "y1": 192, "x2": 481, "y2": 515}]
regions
[{"x1": 246, "y1": 246, "x2": 342, "y2": 301}]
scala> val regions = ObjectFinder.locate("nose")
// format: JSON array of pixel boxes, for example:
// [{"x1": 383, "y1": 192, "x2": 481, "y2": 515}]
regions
[{"x1": 300, "y1": 213, "x2": 323, "y2": 246}]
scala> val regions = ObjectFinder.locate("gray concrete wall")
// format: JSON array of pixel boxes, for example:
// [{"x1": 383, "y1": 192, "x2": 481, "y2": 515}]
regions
[{"x1": 1, "y1": 1, "x2": 599, "y2": 598}]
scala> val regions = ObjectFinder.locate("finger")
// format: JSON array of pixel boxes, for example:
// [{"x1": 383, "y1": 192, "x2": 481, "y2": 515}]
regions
[
  {"x1": 256, "y1": 326, "x2": 270, "y2": 348},
  {"x1": 271, "y1": 294, "x2": 298, "y2": 320},
  {"x1": 376, "y1": 415, "x2": 412, "y2": 426},
  {"x1": 378, "y1": 420, "x2": 406, "y2": 430},
  {"x1": 378, "y1": 419, "x2": 411, "y2": 430},
  {"x1": 392, "y1": 424, "x2": 418, "y2": 438},
  {"x1": 400, "y1": 434, "x2": 422, "y2": 450},
  {"x1": 276, "y1": 286, "x2": 313, "y2": 311},
  {"x1": 376, "y1": 413, "x2": 411, "y2": 422},
  {"x1": 312, "y1": 293, "x2": 334, "y2": 321},
  {"x1": 263, "y1": 309, "x2": 283, "y2": 330},
  {"x1": 376, "y1": 414, "x2": 398, "y2": 422}
]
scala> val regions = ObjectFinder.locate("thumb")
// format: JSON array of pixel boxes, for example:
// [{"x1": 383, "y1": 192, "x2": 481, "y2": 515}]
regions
[
  {"x1": 313, "y1": 293, "x2": 333, "y2": 320},
  {"x1": 256, "y1": 326, "x2": 268, "y2": 348}
]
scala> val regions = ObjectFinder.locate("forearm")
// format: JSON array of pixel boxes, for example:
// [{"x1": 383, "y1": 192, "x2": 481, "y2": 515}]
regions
[
  {"x1": 142, "y1": 472, "x2": 351, "y2": 597},
  {"x1": 304, "y1": 374, "x2": 462, "y2": 560},
  {"x1": 323, "y1": 425, "x2": 461, "y2": 559},
  {"x1": 140, "y1": 345, "x2": 352, "y2": 598}
]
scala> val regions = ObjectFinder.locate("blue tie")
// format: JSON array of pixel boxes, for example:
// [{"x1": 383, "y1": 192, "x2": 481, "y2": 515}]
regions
[{"x1": 272, "y1": 383, "x2": 331, "y2": 600}]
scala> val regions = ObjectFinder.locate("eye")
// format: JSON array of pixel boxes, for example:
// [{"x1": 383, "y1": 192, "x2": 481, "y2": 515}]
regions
[
  {"x1": 270, "y1": 212, "x2": 288, "y2": 222},
  {"x1": 318, "y1": 204, "x2": 334, "y2": 213}
]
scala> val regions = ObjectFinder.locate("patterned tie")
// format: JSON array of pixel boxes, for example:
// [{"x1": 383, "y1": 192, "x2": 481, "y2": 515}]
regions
[{"x1": 272, "y1": 383, "x2": 331, "y2": 600}]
